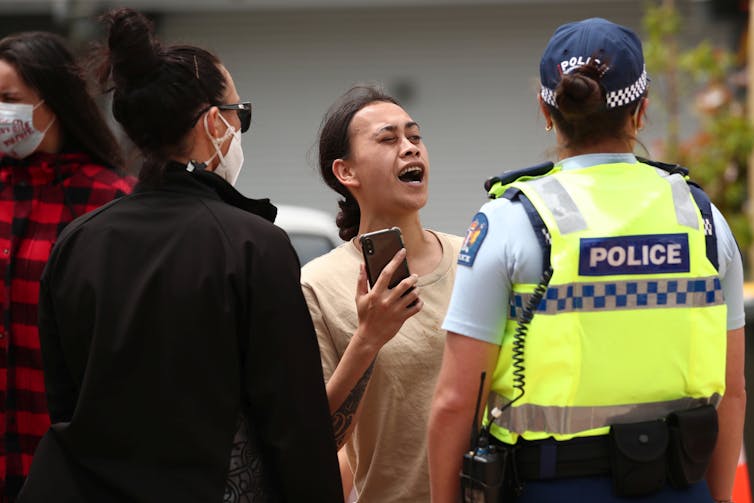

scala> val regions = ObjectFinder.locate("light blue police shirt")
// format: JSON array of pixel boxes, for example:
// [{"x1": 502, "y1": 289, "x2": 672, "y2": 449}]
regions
[{"x1": 442, "y1": 153, "x2": 746, "y2": 345}]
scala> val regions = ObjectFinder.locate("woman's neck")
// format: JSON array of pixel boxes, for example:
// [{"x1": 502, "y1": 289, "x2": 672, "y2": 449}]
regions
[
  {"x1": 558, "y1": 140, "x2": 634, "y2": 160},
  {"x1": 358, "y1": 212, "x2": 422, "y2": 240},
  {"x1": 555, "y1": 123, "x2": 636, "y2": 160},
  {"x1": 356, "y1": 213, "x2": 441, "y2": 276}
]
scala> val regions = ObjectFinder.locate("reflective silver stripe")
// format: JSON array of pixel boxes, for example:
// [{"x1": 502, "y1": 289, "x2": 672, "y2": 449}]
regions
[
  {"x1": 525, "y1": 168, "x2": 699, "y2": 235},
  {"x1": 526, "y1": 177, "x2": 587, "y2": 235},
  {"x1": 488, "y1": 391, "x2": 721, "y2": 435},
  {"x1": 655, "y1": 169, "x2": 699, "y2": 230},
  {"x1": 510, "y1": 276, "x2": 722, "y2": 318}
]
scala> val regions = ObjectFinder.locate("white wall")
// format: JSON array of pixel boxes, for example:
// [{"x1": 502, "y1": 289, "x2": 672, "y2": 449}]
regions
[{"x1": 161, "y1": 1, "x2": 734, "y2": 238}]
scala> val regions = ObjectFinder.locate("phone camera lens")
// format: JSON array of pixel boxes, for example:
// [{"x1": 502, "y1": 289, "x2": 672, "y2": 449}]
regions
[{"x1": 365, "y1": 239, "x2": 374, "y2": 255}]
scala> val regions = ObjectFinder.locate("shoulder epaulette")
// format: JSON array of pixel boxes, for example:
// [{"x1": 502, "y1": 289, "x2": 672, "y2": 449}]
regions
[{"x1": 484, "y1": 161, "x2": 555, "y2": 199}]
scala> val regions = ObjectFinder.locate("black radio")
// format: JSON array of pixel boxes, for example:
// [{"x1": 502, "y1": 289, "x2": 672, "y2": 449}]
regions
[
  {"x1": 459, "y1": 371, "x2": 506, "y2": 503},
  {"x1": 460, "y1": 435, "x2": 506, "y2": 502}
]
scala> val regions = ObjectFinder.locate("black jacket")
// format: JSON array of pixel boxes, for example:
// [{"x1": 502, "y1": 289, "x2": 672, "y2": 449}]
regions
[{"x1": 19, "y1": 163, "x2": 342, "y2": 502}]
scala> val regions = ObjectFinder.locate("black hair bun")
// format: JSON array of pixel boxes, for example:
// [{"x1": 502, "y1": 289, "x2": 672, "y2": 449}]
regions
[
  {"x1": 555, "y1": 61, "x2": 605, "y2": 118},
  {"x1": 103, "y1": 8, "x2": 161, "y2": 89}
]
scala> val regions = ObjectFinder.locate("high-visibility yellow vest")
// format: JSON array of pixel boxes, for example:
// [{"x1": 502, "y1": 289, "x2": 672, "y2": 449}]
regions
[{"x1": 484, "y1": 161, "x2": 726, "y2": 445}]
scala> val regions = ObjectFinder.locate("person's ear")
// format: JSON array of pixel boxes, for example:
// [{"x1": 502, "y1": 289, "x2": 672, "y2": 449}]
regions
[
  {"x1": 538, "y1": 94, "x2": 553, "y2": 131},
  {"x1": 204, "y1": 106, "x2": 223, "y2": 139},
  {"x1": 332, "y1": 158, "x2": 360, "y2": 189},
  {"x1": 635, "y1": 97, "x2": 649, "y2": 132}
]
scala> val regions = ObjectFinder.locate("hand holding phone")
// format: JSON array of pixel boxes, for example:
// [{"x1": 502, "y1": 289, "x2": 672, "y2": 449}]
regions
[{"x1": 355, "y1": 228, "x2": 421, "y2": 348}]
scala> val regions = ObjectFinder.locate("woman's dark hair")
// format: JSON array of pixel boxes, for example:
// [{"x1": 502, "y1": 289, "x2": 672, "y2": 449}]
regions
[
  {"x1": 547, "y1": 58, "x2": 645, "y2": 150},
  {"x1": 97, "y1": 8, "x2": 227, "y2": 183},
  {"x1": 318, "y1": 84, "x2": 400, "y2": 241},
  {"x1": 0, "y1": 32, "x2": 123, "y2": 169}
]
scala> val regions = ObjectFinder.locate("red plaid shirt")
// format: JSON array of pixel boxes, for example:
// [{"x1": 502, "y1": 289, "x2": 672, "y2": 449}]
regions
[{"x1": 0, "y1": 151, "x2": 134, "y2": 498}]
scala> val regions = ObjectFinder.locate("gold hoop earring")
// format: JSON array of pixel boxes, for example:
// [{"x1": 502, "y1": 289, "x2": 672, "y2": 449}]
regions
[{"x1": 545, "y1": 124, "x2": 553, "y2": 132}]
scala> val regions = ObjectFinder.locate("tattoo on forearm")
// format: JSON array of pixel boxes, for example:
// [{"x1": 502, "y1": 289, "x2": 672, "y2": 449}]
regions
[{"x1": 332, "y1": 360, "x2": 376, "y2": 448}]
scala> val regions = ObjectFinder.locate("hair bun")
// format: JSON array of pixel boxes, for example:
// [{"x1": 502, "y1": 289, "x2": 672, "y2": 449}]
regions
[
  {"x1": 103, "y1": 8, "x2": 161, "y2": 88},
  {"x1": 555, "y1": 72, "x2": 604, "y2": 118},
  {"x1": 336, "y1": 196, "x2": 360, "y2": 241}
]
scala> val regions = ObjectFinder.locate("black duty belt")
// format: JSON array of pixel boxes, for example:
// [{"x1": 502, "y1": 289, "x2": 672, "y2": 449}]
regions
[{"x1": 514, "y1": 436, "x2": 611, "y2": 480}]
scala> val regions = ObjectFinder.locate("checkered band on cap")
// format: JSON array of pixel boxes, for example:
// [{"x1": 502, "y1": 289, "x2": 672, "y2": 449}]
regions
[
  {"x1": 541, "y1": 66, "x2": 648, "y2": 110},
  {"x1": 605, "y1": 68, "x2": 648, "y2": 108},
  {"x1": 540, "y1": 86, "x2": 556, "y2": 108}
]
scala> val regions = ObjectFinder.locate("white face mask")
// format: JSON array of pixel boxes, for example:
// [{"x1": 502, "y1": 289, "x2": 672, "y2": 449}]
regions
[
  {"x1": 203, "y1": 112, "x2": 244, "y2": 186},
  {"x1": 0, "y1": 100, "x2": 55, "y2": 159}
]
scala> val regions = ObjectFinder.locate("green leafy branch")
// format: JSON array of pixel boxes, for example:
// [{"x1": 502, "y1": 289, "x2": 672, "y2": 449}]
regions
[{"x1": 643, "y1": 1, "x2": 753, "y2": 252}]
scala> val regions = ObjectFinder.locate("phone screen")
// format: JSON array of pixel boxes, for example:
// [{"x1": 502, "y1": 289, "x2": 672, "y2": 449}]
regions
[{"x1": 360, "y1": 227, "x2": 411, "y2": 289}]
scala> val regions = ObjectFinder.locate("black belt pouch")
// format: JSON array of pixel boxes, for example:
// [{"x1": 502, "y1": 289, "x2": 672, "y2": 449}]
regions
[
  {"x1": 666, "y1": 404, "x2": 718, "y2": 488},
  {"x1": 609, "y1": 419, "x2": 668, "y2": 497}
]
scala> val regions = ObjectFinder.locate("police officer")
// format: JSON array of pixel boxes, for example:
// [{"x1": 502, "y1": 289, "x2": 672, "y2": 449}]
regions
[{"x1": 428, "y1": 18, "x2": 745, "y2": 503}]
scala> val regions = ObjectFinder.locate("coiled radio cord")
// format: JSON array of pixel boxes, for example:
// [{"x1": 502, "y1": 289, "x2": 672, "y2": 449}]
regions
[{"x1": 493, "y1": 266, "x2": 553, "y2": 417}]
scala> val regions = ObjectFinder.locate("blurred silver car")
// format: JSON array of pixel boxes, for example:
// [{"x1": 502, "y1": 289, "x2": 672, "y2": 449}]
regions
[{"x1": 275, "y1": 205, "x2": 342, "y2": 265}]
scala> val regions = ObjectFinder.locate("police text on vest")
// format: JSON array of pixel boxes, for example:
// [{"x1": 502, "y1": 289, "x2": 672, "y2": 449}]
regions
[{"x1": 578, "y1": 234, "x2": 690, "y2": 276}]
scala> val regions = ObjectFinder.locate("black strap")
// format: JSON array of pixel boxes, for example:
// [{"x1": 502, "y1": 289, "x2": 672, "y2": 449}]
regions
[
  {"x1": 484, "y1": 161, "x2": 555, "y2": 193},
  {"x1": 635, "y1": 156, "x2": 688, "y2": 177},
  {"x1": 687, "y1": 182, "x2": 719, "y2": 271},
  {"x1": 514, "y1": 436, "x2": 611, "y2": 480},
  {"x1": 503, "y1": 187, "x2": 551, "y2": 272}
]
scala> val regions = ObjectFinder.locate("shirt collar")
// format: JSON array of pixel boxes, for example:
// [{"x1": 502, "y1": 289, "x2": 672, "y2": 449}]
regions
[{"x1": 558, "y1": 152, "x2": 638, "y2": 171}]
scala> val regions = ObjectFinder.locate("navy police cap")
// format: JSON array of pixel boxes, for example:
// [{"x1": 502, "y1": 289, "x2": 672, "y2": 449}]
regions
[{"x1": 540, "y1": 17, "x2": 648, "y2": 110}]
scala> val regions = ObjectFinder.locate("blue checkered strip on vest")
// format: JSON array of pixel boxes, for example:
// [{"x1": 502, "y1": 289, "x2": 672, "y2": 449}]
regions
[{"x1": 509, "y1": 276, "x2": 722, "y2": 319}]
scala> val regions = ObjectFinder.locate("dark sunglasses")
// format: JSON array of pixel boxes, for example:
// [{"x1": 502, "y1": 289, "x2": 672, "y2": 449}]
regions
[
  {"x1": 192, "y1": 101, "x2": 252, "y2": 133},
  {"x1": 217, "y1": 102, "x2": 252, "y2": 133}
]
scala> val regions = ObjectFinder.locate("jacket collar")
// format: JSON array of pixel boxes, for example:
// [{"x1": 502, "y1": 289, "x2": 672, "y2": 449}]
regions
[{"x1": 134, "y1": 160, "x2": 277, "y2": 223}]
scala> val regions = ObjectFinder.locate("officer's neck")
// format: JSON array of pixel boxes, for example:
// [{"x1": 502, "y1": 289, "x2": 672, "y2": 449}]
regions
[{"x1": 558, "y1": 139, "x2": 634, "y2": 160}]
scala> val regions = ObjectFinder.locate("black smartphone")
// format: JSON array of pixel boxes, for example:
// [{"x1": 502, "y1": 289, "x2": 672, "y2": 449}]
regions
[{"x1": 359, "y1": 227, "x2": 411, "y2": 289}]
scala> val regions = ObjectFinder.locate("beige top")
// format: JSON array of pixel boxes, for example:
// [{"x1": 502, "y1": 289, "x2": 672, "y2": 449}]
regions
[{"x1": 301, "y1": 230, "x2": 463, "y2": 503}]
